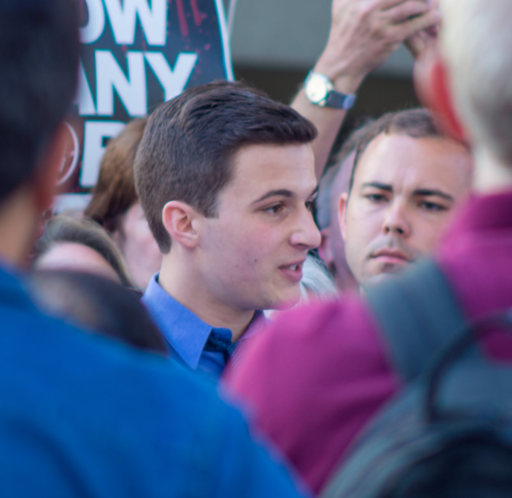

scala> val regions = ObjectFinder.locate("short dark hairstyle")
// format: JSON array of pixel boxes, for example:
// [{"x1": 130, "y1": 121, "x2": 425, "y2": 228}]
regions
[
  {"x1": 348, "y1": 109, "x2": 445, "y2": 194},
  {"x1": 33, "y1": 215, "x2": 134, "y2": 288},
  {"x1": 0, "y1": 0, "x2": 79, "y2": 203},
  {"x1": 85, "y1": 118, "x2": 147, "y2": 233},
  {"x1": 29, "y1": 270, "x2": 168, "y2": 356},
  {"x1": 134, "y1": 81, "x2": 317, "y2": 253}
]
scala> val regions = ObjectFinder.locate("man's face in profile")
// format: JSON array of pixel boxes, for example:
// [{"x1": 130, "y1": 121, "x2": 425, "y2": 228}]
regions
[
  {"x1": 339, "y1": 132, "x2": 472, "y2": 285},
  {"x1": 196, "y1": 143, "x2": 321, "y2": 311}
]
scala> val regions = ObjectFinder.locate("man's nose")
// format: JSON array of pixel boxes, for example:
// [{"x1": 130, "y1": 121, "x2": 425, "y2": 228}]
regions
[
  {"x1": 382, "y1": 201, "x2": 411, "y2": 237},
  {"x1": 290, "y1": 209, "x2": 322, "y2": 250}
]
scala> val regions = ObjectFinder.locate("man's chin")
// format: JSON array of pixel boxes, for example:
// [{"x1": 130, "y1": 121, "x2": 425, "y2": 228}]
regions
[
  {"x1": 363, "y1": 272, "x2": 396, "y2": 287},
  {"x1": 264, "y1": 288, "x2": 302, "y2": 312},
  {"x1": 362, "y1": 262, "x2": 412, "y2": 286}
]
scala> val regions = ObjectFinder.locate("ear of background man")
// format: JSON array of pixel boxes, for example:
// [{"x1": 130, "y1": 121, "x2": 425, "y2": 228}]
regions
[
  {"x1": 337, "y1": 192, "x2": 348, "y2": 242},
  {"x1": 318, "y1": 227, "x2": 333, "y2": 269}
]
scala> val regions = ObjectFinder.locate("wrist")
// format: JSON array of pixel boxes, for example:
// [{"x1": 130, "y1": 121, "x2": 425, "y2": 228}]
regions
[
  {"x1": 314, "y1": 56, "x2": 366, "y2": 94},
  {"x1": 304, "y1": 72, "x2": 357, "y2": 110}
]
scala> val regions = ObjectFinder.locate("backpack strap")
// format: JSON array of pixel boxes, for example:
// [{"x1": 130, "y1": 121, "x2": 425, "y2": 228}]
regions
[{"x1": 364, "y1": 258, "x2": 468, "y2": 383}]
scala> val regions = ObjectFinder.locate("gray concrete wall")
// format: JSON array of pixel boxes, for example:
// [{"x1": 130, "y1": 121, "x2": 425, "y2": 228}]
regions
[{"x1": 228, "y1": 0, "x2": 414, "y2": 77}]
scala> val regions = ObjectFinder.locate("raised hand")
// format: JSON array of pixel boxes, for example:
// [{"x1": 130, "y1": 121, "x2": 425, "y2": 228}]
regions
[{"x1": 315, "y1": 0, "x2": 441, "y2": 92}]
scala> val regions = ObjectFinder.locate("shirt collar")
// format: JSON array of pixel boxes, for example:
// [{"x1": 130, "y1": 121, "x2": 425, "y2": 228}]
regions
[
  {"x1": 143, "y1": 273, "x2": 226, "y2": 369},
  {"x1": 142, "y1": 274, "x2": 267, "y2": 369}
]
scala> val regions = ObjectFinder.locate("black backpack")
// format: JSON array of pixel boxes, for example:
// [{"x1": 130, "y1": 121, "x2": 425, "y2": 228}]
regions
[{"x1": 321, "y1": 259, "x2": 512, "y2": 498}]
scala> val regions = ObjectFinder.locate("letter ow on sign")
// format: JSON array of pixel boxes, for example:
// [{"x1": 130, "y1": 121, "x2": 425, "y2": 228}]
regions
[{"x1": 75, "y1": 0, "x2": 199, "y2": 188}]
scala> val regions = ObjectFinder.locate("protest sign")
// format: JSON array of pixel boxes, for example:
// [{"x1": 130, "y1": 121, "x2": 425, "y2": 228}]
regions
[{"x1": 56, "y1": 0, "x2": 233, "y2": 210}]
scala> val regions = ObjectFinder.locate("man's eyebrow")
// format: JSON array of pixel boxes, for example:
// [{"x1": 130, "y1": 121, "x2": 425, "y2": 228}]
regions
[
  {"x1": 413, "y1": 189, "x2": 454, "y2": 202},
  {"x1": 251, "y1": 189, "x2": 294, "y2": 205},
  {"x1": 361, "y1": 182, "x2": 393, "y2": 192},
  {"x1": 251, "y1": 186, "x2": 318, "y2": 205}
]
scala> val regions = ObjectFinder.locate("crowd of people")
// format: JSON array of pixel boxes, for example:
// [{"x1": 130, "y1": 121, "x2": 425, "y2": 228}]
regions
[{"x1": 1, "y1": 0, "x2": 512, "y2": 496}]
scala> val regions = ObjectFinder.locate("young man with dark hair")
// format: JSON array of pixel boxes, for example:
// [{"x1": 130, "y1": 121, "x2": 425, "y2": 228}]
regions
[
  {"x1": 0, "y1": 2, "x2": 312, "y2": 496},
  {"x1": 135, "y1": 81, "x2": 321, "y2": 377}
]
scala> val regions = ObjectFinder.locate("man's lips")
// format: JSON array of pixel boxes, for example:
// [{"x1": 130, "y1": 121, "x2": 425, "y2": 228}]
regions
[
  {"x1": 278, "y1": 260, "x2": 305, "y2": 283},
  {"x1": 370, "y1": 248, "x2": 411, "y2": 264}
]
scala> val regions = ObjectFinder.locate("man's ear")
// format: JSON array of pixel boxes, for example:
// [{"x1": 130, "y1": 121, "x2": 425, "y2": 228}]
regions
[
  {"x1": 414, "y1": 47, "x2": 467, "y2": 143},
  {"x1": 338, "y1": 192, "x2": 349, "y2": 241},
  {"x1": 161, "y1": 200, "x2": 200, "y2": 249},
  {"x1": 318, "y1": 227, "x2": 333, "y2": 267},
  {"x1": 31, "y1": 122, "x2": 68, "y2": 212}
]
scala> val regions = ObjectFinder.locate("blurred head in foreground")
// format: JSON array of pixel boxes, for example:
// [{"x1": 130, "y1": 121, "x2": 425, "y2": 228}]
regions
[
  {"x1": 416, "y1": 0, "x2": 512, "y2": 193},
  {"x1": 29, "y1": 270, "x2": 168, "y2": 355},
  {"x1": 33, "y1": 215, "x2": 133, "y2": 288},
  {"x1": 0, "y1": 0, "x2": 79, "y2": 267},
  {"x1": 85, "y1": 118, "x2": 161, "y2": 290},
  {"x1": 338, "y1": 108, "x2": 473, "y2": 286}
]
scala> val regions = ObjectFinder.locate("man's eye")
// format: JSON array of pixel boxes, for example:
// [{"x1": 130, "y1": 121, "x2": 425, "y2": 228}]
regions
[
  {"x1": 264, "y1": 204, "x2": 284, "y2": 215},
  {"x1": 365, "y1": 194, "x2": 386, "y2": 203},
  {"x1": 420, "y1": 201, "x2": 447, "y2": 212},
  {"x1": 305, "y1": 200, "x2": 315, "y2": 212}
]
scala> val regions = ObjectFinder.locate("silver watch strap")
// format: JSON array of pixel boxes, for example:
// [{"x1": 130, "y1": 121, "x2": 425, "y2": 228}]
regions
[{"x1": 326, "y1": 90, "x2": 356, "y2": 110}]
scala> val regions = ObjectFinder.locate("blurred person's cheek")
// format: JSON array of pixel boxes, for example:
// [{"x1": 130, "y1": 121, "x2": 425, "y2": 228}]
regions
[{"x1": 119, "y1": 202, "x2": 162, "y2": 290}]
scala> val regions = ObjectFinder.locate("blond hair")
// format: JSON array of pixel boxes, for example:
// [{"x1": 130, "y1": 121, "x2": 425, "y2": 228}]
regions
[{"x1": 440, "y1": 0, "x2": 512, "y2": 165}]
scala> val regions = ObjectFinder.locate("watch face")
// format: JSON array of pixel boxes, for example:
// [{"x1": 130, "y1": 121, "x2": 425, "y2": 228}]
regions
[{"x1": 306, "y1": 74, "x2": 329, "y2": 105}]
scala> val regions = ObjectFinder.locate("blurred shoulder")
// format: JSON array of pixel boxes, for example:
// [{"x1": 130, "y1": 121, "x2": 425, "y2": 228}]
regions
[
  {"x1": 226, "y1": 292, "x2": 386, "y2": 390},
  {"x1": 252, "y1": 293, "x2": 378, "y2": 352}
]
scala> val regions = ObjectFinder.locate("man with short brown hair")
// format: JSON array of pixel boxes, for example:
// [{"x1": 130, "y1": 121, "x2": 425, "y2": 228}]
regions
[{"x1": 135, "y1": 81, "x2": 321, "y2": 377}]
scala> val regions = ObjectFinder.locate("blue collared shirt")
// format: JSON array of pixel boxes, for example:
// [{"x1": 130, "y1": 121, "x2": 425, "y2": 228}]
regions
[
  {"x1": 0, "y1": 264, "x2": 310, "y2": 497},
  {"x1": 143, "y1": 273, "x2": 264, "y2": 378}
]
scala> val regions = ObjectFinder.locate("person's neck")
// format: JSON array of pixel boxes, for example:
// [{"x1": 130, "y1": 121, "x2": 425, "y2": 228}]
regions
[
  {"x1": 158, "y1": 252, "x2": 256, "y2": 342},
  {"x1": 334, "y1": 266, "x2": 358, "y2": 293},
  {"x1": 0, "y1": 188, "x2": 37, "y2": 267},
  {"x1": 473, "y1": 147, "x2": 512, "y2": 194}
]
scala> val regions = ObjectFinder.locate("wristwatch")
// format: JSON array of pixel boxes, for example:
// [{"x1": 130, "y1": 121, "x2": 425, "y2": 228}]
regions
[{"x1": 304, "y1": 72, "x2": 356, "y2": 110}]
